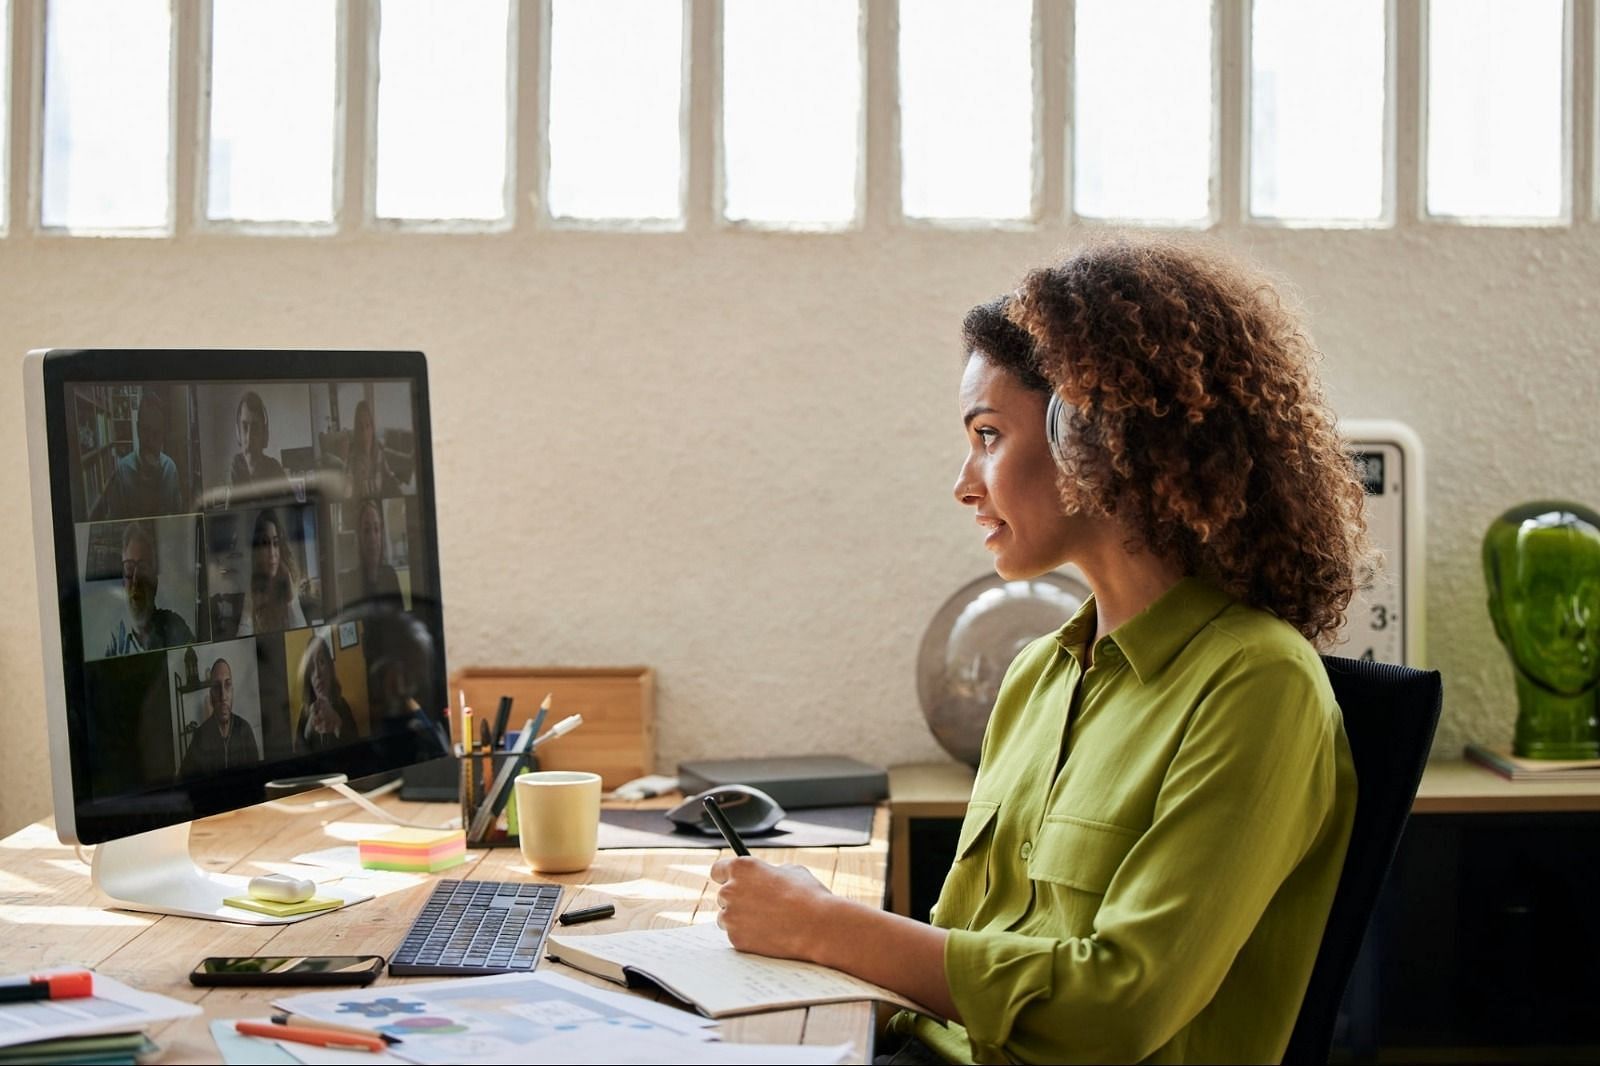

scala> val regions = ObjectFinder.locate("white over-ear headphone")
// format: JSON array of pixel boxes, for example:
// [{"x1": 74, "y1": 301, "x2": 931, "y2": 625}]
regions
[{"x1": 1046, "y1": 390, "x2": 1069, "y2": 470}]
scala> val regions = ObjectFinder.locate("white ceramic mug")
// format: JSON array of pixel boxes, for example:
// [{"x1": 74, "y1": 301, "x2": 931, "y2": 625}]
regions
[{"x1": 514, "y1": 771, "x2": 602, "y2": 873}]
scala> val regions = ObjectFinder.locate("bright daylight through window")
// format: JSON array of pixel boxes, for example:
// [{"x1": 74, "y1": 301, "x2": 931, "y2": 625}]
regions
[
  {"x1": 208, "y1": 0, "x2": 338, "y2": 224},
  {"x1": 547, "y1": 0, "x2": 682, "y2": 222},
  {"x1": 375, "y1": 0, "x2": 511, "y2": 222},
  {"x1": 1074, "y1": 0, "x2": 1212, "y2": 223},
  {"x1": 41, "y1": 0, "x2": 171, "y2": 232},
  {"x1": 1251, "y1": 0, "x2": 1385, "y2": 222},
  {"x1": 1427, "y1": 0, "x2": 1564, "y2": 220},
  {"x1": 722, "y1": 0, "x2": 860, "y2": 226},
  {"x1": 899, "y1": 0, "x2": 1032, "y2": 221}
]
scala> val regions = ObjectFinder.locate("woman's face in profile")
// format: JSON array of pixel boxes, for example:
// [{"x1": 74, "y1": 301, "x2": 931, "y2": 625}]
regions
[
  {"x1": 255, "y1": 520, "x2": 282, "y2": 579},
  {"x1": 953, "y1": 353, "x2": 1082, "y2": 580}
]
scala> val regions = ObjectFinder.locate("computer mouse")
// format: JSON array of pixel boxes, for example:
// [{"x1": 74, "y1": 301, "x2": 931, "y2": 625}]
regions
[{"x1": 666, "y1": 784, "x2": 786, "y2": 836}]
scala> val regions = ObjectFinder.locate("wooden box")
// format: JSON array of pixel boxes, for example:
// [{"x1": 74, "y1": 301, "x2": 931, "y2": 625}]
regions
[{"x1": 449, "y1": 667, "x2": 654, "y2": 790}]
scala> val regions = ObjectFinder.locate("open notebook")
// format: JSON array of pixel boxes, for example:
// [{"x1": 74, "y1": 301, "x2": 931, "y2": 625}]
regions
[{"x1": 546, "y1": 921, "x2": 936, "y2": 1020}]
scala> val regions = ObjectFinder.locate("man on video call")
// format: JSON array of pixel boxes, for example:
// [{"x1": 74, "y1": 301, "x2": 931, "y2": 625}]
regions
[
  {"x1": 95, "y1": 388, "x2": 183, "y2": 520},
  {"x1": 180, "y1": 658, "x2": 260, "y2": 776},
  {"x1": 104, "y1": 521, "x2": 194, "y2": 657}
]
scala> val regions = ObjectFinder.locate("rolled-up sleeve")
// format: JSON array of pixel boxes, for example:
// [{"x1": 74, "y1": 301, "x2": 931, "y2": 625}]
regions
[{"x1": 941, "y1": 657, "x2": 1343, "y2": 1064}]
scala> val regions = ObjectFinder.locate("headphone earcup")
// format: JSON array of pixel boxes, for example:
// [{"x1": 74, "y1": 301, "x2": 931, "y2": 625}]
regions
[{"x1": 1046, "y1": 391, "x2": 1069, "y2": 470}]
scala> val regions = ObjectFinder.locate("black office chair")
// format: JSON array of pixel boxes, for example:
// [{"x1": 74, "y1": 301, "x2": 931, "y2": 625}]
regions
[{"x1": 1282, "y1": 655, "x2": 1443, "y2": 1066}]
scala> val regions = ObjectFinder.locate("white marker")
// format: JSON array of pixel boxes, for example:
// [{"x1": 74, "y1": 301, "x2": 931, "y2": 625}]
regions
[{"x1": 530, "y1": 714, "x2": 584, "y2": 750}]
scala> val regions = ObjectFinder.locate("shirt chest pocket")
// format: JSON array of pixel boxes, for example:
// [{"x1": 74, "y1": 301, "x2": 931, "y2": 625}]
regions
[
  {"x1": 929, "y1": 801, "x2": 999, "y2": 928},
  {"x1": 1025, "y1": 815, "x2": 1140, "y2": 935}
]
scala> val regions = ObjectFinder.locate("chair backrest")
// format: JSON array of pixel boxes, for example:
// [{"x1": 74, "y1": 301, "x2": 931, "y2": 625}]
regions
[{"x1": 1281, "y1": 655, "x2": 1443, "y2": 1065}]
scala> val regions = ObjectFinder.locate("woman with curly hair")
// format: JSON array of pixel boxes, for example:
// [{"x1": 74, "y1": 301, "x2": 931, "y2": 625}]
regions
[{"x1": 712, "y1": 236, "x2": 1369, "y2": 1065}]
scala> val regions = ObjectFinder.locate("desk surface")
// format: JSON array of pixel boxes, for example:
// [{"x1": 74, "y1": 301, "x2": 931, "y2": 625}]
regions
[
  {"x1": 889, "y1": 758, "x2": 1600, "y2": 815},
  {"x1": 0, "y1": 794, "x2": 889, "y2": 1063}
]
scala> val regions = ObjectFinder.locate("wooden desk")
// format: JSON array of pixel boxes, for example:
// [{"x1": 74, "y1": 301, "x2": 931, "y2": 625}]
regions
[{"x1": 0, "y1": 794, "x2": 889, "y2": 1063}]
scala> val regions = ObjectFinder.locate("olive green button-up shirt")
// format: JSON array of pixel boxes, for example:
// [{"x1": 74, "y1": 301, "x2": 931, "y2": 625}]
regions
[{"x1": 899, "y1": 578, "x2": 1356, "y2": 1064}]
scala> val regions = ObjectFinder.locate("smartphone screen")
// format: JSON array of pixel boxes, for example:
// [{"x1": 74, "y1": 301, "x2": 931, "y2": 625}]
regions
[{"x1": 191, "y1": 955, "x2": 385, "y2": 986}]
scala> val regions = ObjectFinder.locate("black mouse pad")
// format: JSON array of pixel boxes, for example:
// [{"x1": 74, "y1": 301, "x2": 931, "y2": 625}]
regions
[{"x1": 597, "y1": 804, "x2": 874, "y2": 849}]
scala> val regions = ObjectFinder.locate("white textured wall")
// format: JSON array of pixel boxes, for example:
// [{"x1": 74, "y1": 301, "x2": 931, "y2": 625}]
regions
[{"x1": 2, "y1": 224, "x2": 1597, "y2": 834}]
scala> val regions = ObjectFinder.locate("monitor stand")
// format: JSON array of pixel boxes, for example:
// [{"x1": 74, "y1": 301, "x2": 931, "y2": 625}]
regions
[{"x1": 91, "y1": 821, "x2": 374, "y2": 926}]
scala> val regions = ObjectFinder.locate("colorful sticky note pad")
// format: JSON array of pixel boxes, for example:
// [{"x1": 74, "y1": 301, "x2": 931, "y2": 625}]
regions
[{"x1": 357, "y1": 827, "x2": 467, "y2": 872}]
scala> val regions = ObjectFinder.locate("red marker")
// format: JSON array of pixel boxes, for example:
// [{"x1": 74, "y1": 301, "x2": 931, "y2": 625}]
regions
[{"x1": 0, "y1": 971, "x2": 94, "y2": 1003}]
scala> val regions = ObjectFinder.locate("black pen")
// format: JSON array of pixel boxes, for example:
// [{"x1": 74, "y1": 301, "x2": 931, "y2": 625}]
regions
[
  {"x1": 558, "y1": 903, "x2": 616, "y2": 926},
  {"x1": 491, "y1": 695, "x2": 514, "y2": 749},
  {"x1": 702, "y1": 797, "x2": 750, "y2": 857}
]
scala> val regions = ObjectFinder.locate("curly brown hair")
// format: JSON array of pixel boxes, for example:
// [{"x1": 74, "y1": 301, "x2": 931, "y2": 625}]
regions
[{"x1": 1004, "y1": 234, "x2": 1371, "y2": 643}]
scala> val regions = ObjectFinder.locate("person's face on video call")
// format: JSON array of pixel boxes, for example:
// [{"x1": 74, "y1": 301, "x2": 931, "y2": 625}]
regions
[
  {"x1": 209, "y1": 660, "x2": 234, "y2": 724},
  {"x1": 135, "y1": 401, "x2": 165, "y2": 467},
  {"x1": 359, "y1": 504, "x2": 383, "y2": 570},
  {"x1": 954, "y1": 353, "x2": 1081, "y2": 581},
  {"x1": 121, "y1": 534, "x2": 157, "y2": 623},
  {"x1": 311, "y1": 647, "x2": 333, "y2": 701},
  {"x1": 255, "y1": 519, "x2": 283, "y2": 579},
  {"x1": 237, "y1": 402, "x2": 267, "y2": 458}
]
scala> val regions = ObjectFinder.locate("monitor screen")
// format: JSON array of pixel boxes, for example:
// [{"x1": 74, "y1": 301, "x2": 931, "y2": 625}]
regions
[{"x1": 28, "y1": 350, "x2": 450, "y2": 845}]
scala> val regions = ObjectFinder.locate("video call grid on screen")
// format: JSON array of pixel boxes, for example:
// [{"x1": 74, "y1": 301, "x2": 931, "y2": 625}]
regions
[{"x1": 38, "y1": 351, "x2": 449, "y2": 838}]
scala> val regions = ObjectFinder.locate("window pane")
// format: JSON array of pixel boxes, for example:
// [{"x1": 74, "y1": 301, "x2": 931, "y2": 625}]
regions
[
  {"x1": 1427, "y1": 0, "x2": 1563, "y2": 219},
  {"x1": 1074, "y1": 0, "x2": 1211, "y2": 222},
  {"x1": 1251, "y1": 0, "x2": 1384, "y2": 221},
  {"x1": 208, "y1": 0, "x2": 337, "y2": 223},
  {"x1": 42, "y1": 0, "x2": 171, "y2": 231},
  {"x1": 375, "y1": 0, "x2": 511, "y2": 222},
  {"x1": 900, "y1": 0, "x2": 1031, "y2": 220},
  {"x1": 723, "y1": 0, "x2": 859, "y2": 225},
  {"x1": 548, "y1": 0, "x2": 682, "y2": 221},
  {"x1": 1, "y1": 0, "x2": 9, "y2": 231}
]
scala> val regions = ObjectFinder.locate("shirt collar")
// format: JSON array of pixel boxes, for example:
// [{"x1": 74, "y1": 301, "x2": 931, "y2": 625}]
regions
[{"x1": 1112, "y1": 576, "x2": 1235, "y2": 683}]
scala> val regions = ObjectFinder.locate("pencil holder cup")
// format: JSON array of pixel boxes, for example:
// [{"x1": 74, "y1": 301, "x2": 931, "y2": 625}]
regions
[{"x1": 459, "y1": 748, "x2": 540, "y2": 847}]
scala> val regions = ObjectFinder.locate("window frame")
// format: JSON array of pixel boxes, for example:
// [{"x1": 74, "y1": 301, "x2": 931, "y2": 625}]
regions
[
  {"x1": 34, "y1": 0, "x2": 179, "y2": 238},
  {"x1": 195, "y1": 0, "x2": 346, "y2": 237},
  {"x1": 366, "y1": 0, "x2": 518, "y2": 234},
  {"x1": 1240, "y1": 0, "x2": 1397, "y2": 230},
  {"x1": 1418, "y1": 0, "x2": 1574, "y2": 228}
]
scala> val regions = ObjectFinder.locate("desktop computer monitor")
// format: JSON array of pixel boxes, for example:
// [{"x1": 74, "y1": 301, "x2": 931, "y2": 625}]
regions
[{"x1": 24, "y1": 349, "x2": 451, "y2": 923}]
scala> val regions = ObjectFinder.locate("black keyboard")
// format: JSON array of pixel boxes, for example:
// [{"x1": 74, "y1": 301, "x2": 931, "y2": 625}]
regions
[{"x1": 389, "y1": 879, "x2": 563, "y2": 976}]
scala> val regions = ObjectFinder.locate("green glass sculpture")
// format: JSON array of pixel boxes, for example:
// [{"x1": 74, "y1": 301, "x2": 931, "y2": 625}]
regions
[{"x1": 1483, "y1": 501, "x2": 1600, "y2": 759}]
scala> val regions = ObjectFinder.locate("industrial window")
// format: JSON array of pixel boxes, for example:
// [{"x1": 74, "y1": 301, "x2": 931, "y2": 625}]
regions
[
  {"x1": 40, "y1": 0, "x2": 172, "y2": 234},
  {"x1": 1073, "y1": 0, "x2": 1213, "y2": 224},
  {"x1": 1426, "y1": 0, "x2": 1565, "y2": 221},
  {"x1": 1250, "y1": 0, "x2": 1386, "y2": 223},
  {"x1": 546, "y1": 0, "x2": 683, "y2": 224},
  {"x1": 899, "y1": 0, "x2": 1033, "y2": 222},
  {"x1": 722, "y1": 0, "x2": 860, "y2": 227},
  {"x1": 374, "y1": 0, "x2": 513, "y2": 224},
  {"x1": 206, "y1": 0, "x2": 339, "y2": 226}
]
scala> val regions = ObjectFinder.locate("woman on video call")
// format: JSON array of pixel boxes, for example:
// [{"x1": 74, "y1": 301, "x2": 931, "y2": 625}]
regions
[
  {"x1": 345, "y1": 399, "x2": 398, "y2": 500},
  {"x1": 295, "y1": 635, "x2": 359, "y2": 753},
  {"x1": 711, "y1": 236, "x2": 1368, "y2": 1065},
  {"x1": 237, "y1": 508, "x2": 307, "y2": 637}
]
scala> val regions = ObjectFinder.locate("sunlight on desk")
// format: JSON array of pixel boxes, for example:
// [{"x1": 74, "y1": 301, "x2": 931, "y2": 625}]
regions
[
  {"x1": 0, "y1": 904, "x2": 150, "y2": 927},
  {"x1": 577, "y1": 877, "x2": 705, "y2": 901}
]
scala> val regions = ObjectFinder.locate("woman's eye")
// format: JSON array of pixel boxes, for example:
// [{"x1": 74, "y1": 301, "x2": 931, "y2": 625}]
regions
[{"x1": 975, "y1": 428, "x2": 998, "y2": 449}]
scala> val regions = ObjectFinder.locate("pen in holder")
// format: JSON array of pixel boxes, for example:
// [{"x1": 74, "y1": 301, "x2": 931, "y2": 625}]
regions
[{"x1": 460, "y1": 706, "x2": 544, "y2": 847}]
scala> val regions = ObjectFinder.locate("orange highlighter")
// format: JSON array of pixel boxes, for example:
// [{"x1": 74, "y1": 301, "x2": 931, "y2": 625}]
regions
[{"x1": 234, "y1": 1019, "x2": 386, "y2": 1053}]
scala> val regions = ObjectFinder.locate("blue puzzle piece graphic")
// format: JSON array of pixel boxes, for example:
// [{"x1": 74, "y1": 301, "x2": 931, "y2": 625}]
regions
[{"x1": 335, "y1": 997, "x2": 427, "y2": 1018}]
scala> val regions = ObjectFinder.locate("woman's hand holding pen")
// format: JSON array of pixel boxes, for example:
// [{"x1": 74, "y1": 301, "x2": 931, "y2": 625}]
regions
[{"x1": 709, "y1": 856, "x2": 835, "y2": 962}]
